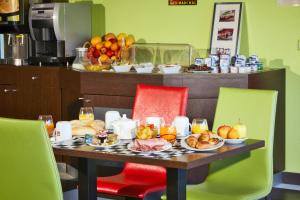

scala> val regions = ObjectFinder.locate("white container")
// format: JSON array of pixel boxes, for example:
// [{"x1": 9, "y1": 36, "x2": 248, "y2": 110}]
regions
[
  {"x1": 54, "y1": 121, "x2": 72, "y2": 142},
  {"x1": 105, "y1": 111, "x2": 121, "y2": 129},
  {"x1": 239, "y1": 67, "x2": 247, "y2": 73},
  {"x1": 246, "y1": 66, "x2": 252, "y2": 73},
  {"x1": 134, "y1": 63, "x2": 154, "y2": 73},
  {"x1": 172, "y1": 116, "x2": 191, "y2": 138},
  {"x1": 112, "y1": 114, "x2": 137, "y2": 139},
  {"x1": 158, "y1": 64, "x2": 181, "y2": 74},
  {"x1": 220, "y1": 67, "x2": 229, "y2": 73},
  {"x1": 230, "y1": 66, "x2": 239, "y2": 73},
  {"x1": 211, "y1": 67, "x2": 219, "y2": 73},
  {"x1": 112, "y1": 64, "x2": 132, "y2": 73}
]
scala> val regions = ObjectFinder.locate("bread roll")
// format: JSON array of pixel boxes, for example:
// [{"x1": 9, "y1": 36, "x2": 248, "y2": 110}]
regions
[
  {"x1": 89, "y1": 120, "x2": 105, "y2": 132},
  {"x1": 72, "y1": 126, "x2": 97, "y2": 136}
]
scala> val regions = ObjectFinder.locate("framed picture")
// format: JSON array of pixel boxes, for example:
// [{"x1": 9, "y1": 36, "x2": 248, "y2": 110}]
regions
[{"x1": 210, "y1": 2, "x2": 243, "y2": 56}]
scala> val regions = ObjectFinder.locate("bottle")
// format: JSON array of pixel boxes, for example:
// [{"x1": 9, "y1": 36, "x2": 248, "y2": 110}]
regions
[{"x1": 72, "y1": 48, "x2": 89, "y2": 70}]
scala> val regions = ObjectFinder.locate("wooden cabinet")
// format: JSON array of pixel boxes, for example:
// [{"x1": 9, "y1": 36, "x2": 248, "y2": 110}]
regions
[{"x1": 0, "y1": 65, "x2": 61, "y2": 122}]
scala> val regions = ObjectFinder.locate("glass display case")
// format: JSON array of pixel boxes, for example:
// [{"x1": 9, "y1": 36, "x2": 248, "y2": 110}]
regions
[{"x1": 130, "y1": 43, "x2": 207, "y2": 67}]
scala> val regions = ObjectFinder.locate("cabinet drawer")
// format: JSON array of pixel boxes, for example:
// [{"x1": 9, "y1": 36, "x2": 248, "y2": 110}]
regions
[{"x1": 19, "y1": 68, "x2": 60, "y2": 87}]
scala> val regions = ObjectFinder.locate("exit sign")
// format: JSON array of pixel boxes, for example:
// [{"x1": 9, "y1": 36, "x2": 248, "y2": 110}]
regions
[{"x1": 169, "y1": 0, "x2": 197, "y2": 5}]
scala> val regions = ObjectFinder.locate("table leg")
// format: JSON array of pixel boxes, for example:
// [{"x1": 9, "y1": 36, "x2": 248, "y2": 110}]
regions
[
  {"x1": 78, "y1": 158, "x2": 97, "y2": 200},
  {"x1": 167, "y1": 168, "x2": 187, "y2": 200}
]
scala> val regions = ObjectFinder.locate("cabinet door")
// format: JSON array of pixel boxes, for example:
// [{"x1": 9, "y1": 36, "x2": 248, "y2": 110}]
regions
[{"x1": 16, "y1": 69, "x2": 61, "y2": 121}]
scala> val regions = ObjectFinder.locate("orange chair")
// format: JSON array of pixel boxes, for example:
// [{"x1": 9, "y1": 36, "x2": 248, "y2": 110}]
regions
[{"x1": 97, "y1": 84, "x2": 189, "y2": 199}]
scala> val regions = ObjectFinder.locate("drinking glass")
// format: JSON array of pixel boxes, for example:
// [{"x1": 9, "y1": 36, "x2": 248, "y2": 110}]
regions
[
  {"x1": 191, "y1": 118, "x2": 208, "y2": 134},
  {"x1": 79, "y1": 107, "x2": 94, "y2": 122},
  {"x1": 160, "y1": 124, "x2": 177, "y2": 144},
  {"x1": 38, "y1": 115, "x2": 54, "y2": 137}
]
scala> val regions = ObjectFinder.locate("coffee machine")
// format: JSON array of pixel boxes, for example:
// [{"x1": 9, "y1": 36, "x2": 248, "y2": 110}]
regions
[
  {"x1": 0, "y1": 33, "x2": 29, "y2": 66},
  {"x1": 28, "y1": 2, "x2": 91, "y2": 65}
]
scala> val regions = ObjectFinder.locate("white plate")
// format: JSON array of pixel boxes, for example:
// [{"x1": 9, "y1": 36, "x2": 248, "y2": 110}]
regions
[
  {"x1": 180, "y1": 134, "x2": 224, "y2": 151},
  {"x1": 127, "y1": 141, "x2": 172, "y2": 153},
  {"x1": 87, "y1": 139, "x2": 120, "y2": 148},
  {"x1": 225, "y1": 138, "x2": 248, "y2": 144}
]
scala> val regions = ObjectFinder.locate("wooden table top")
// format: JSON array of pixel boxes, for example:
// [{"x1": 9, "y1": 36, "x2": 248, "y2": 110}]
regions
[{"x1": 53, "y1": 139, "x2": 264, "y2": 169}]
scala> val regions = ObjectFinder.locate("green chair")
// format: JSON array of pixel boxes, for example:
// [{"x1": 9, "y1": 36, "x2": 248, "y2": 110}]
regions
[
  {"x1": 0, "y1": 118, "x2": 63, "y2": 200},
  {"x1": 186, "y1": 87, "x2": 278, "y2": 200}
]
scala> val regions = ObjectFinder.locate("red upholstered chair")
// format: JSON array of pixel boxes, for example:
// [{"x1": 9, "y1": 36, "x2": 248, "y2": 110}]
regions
[{"x1": 97, "y1": 84, "x2": 189, "y2": 199}]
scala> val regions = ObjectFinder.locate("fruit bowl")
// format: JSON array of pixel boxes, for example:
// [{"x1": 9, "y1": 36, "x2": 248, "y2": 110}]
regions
[
  {"x1": 133, "y1": 63, "x2": 154, "y2": 73},
  {"x1": 136, "y1": 124, "x2": 158, "y2": 140},
  {"x1": 112, "y1": 64, "x2": 132, "y2": 73},
  {"x1": 158, "y1": 64, "x2": 181, "y2": 74},
  {"x1": 84, "y1": 64, "x2": 111, "y2": 72}
]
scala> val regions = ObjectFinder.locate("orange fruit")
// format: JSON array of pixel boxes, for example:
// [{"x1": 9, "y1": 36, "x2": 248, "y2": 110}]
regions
[
  {"x1": 227, "y1": 128, "x2": 239, "y2": 139},
  {"x1": 105, "y1": 33, "x2": 116, "y2": 41},
  {"x1": 99, "y1": 54, "x2": 109, "y2": 63},
  {"x1": 111, "y1": 42, "x2": 119, "y2": 51},
  {"x1": 104, "y1": 41, "x2": 112, "y2": 48},
  {"x1": 117, "y1": 33, "x2": 127, "y2": 41},
  {"x1": 125, "y1": 35, "x2": 135, "y2": 47},
  {"x1": 95, "y1": 42, "x2": 104, "y2": 50},
  {"x1": 90, "y1": 36, "x2": 102, "y2": 47}
]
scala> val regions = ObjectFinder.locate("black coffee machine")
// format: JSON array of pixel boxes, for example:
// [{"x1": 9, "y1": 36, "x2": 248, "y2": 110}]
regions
[{"x1": 28, "y1": 2, "x2": 91, "y2": 66}]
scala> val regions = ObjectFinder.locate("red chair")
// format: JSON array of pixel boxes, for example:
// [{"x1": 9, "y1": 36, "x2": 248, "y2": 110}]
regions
[{"x1": 97, "y1": 84, "x2": 189, "y2": 199}]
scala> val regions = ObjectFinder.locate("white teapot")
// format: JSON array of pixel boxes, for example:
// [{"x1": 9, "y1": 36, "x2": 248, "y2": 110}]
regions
[{"x1": 111, "y1": 114, "x2": 137, "y2": 139}]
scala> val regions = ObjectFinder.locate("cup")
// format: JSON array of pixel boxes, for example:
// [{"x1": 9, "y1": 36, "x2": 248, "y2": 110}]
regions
[
  {"x1": 38, "y1": 115, "x2": 54, "y2": 137},
  {"x1": 79, "y1": 107, "x2": 94, "y2": 122},
  {"x1": 105, "y1": 111, "x2": 121, "y2": 129},
  {"x1": 172, "y1": 116, "x2": 190, "y2": 137},
  {"x1": 146, "y1": 117, "x2": 164, "y2": 134},
  {"x1": 54, "y1": 121, "x2": 72, "y2": 142},
  {"x1": 191, "y1": 118, "x2": 208, "y2": 134}
]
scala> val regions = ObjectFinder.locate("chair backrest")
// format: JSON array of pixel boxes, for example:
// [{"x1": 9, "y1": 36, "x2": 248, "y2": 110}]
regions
[
  {"x1": 0, "y1": 118, "x2": 63, "y2": 200},
  {"x1": 132, "y1": 84, "x2": 189, "y2": 124},
  {"x1": 210, "y1": 88, "x2": 278, "y2": 192}
]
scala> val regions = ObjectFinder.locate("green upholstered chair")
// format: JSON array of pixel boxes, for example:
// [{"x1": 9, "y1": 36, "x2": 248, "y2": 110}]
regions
[
  {"x1": 186, "y1": 87, "x2": 278, "y2": 200},
  {"x1": 0, "y1": 118, "x2": 63, "y2": 200}
]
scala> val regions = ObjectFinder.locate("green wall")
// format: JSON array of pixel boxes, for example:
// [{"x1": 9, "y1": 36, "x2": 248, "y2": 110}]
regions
[{"x1": 89, "y1": 0, "x2": 300, "y2": 172}]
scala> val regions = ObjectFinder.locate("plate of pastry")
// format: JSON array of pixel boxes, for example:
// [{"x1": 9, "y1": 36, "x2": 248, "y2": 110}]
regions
[{"x1": 181, "y1": 132, "x2": 224, "y2": 151}]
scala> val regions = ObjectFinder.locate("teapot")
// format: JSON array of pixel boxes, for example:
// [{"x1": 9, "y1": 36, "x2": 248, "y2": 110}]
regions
[{"x1": 111, "y1": 114, "x2": 137, "y2": 139}]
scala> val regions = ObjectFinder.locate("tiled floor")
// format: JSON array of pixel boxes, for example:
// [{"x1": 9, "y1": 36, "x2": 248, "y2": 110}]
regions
[
  {"x1": 269, "y1": 188, "x2": 300, "y2": 200},
  {"x1": 64, "y1": 188, "x2": 300, "y2": 200}
]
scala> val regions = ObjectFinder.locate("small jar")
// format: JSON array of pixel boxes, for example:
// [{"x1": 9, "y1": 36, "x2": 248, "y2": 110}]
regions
[{"x1": 72, "y1": 48, "x2": 89, "y2": 70}]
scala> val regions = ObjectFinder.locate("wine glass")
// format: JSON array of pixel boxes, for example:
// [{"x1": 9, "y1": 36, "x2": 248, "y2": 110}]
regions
[
  {"x1": 191, "y1": 118, "x2": 208, "y2": 134},
  {"x1": 38, "y1": 115, "x2": 54, "y2": 137},
  {"x1": 79, "y1": 107, "x2": 95, "y2": 122}
]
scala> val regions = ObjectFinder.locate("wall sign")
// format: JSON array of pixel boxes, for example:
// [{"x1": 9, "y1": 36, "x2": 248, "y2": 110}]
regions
[
  {"x1": 169, "y1": 0, "x2": 197, "y2": 5},
  {"x1": 210, "y1": 2, "x2": 243, "y2": 56}
]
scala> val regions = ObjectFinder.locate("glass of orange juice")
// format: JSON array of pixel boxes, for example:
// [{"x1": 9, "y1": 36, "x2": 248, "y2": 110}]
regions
[
  {"x1": 160, "y1": 124, "x2": 177, "y2": 144},
  {"x1": 79, "y1": 107, "x2": 94, "y2": 122},
  {"x1": 38, "y1": 115, "x2": 54, "y2": 137},
  {"x1": 191, "y1": 118, "x2": 208, "y2": 134}
]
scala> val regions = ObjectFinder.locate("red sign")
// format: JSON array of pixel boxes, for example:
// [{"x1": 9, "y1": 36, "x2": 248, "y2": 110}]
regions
[{"x1": 169, "y1": 0, "x2": 197, "y2": 5}]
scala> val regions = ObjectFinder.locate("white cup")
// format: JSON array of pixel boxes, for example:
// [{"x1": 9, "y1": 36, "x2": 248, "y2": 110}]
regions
[
  {"x1": 172, "y1": 116, "x2": 191, "y2": 137},
  {"x1": 146, "y1": 117, "x2": 164, "y2": 134},
  {"x1": 105, "y1": 111, "x2": 121, "y2": 129},
  {"x1": 54, "y1": 121, "x2": 72, "y2": 142}
]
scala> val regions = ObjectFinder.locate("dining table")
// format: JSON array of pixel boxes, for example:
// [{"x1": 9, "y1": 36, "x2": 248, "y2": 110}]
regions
[{"x1": 53, "y1": 138, "x2": 264, "y2": 200}]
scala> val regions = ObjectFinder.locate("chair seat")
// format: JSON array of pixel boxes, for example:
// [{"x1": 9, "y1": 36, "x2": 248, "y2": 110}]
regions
[{"x1": 97, "y1": 173, "x2": 166, "y2": 198}]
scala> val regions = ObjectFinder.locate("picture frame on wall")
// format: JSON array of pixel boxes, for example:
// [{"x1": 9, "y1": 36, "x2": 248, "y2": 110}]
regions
[{"x1": 210, "y1": 2, "x2": 243, "y2": 56}]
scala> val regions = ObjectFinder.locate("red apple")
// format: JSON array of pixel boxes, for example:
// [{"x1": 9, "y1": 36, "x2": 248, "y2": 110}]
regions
[
  {"x1": 106, "y1": 50, "x2": 115, "y2": 58},
  {"x1": 100, "y1": 47, "x2": 107, "y2": 54},
  {"x1": 93, "y1": 50, "x2": 100, "y2": 58}
]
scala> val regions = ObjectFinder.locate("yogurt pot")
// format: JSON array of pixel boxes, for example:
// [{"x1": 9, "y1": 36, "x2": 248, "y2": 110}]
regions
[
  {"x1": 230, "y1": 66, "x2": 239, "y2": 73},
  {"x1": 220, "y1": 67, "x2": 229, "y2": 73}
]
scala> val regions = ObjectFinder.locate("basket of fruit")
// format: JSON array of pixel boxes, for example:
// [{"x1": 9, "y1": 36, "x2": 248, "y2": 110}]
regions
[{"x1": 83, "y1": 33, "x2": 135, "y2": 72}]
